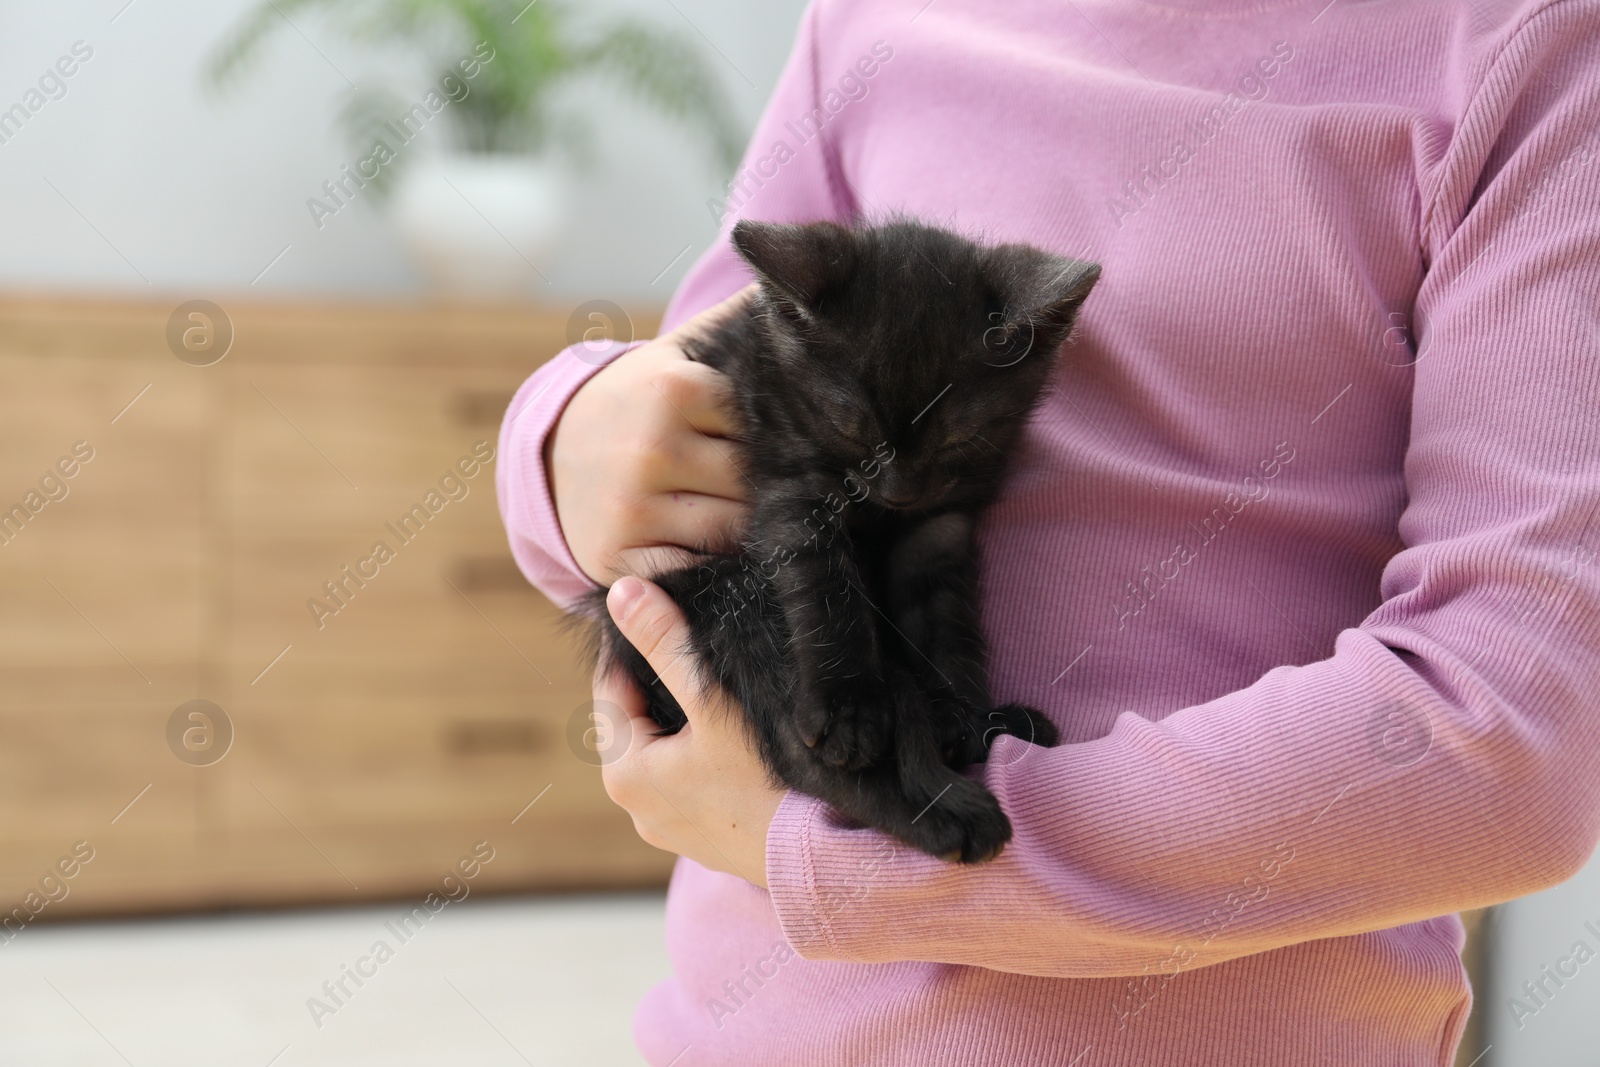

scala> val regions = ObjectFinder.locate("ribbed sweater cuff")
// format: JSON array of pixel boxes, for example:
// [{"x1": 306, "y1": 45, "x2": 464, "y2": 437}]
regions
[
  {"x1": 497, "y1": 339, "x2": 647, "y2": 601},
  {"x1": 765, "y1": 790, "x2": 844, "y2": 959}
]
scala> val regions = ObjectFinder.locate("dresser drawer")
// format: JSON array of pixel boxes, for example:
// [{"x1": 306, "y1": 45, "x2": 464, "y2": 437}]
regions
[{"x1": 0, "y1": 296, "x2": 670, "y2": 917}]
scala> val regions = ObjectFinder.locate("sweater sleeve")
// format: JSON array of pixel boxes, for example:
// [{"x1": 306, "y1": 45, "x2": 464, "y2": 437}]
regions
[
  {"x1": 496, "y1": 0, "x2": 848, "y2": 605},
  {"x1": 766, "y1": 2, "x2": 1600, "y2": 977},
  {"x1": 495, "y1": 340, "x2": 642, "y2": 607}
]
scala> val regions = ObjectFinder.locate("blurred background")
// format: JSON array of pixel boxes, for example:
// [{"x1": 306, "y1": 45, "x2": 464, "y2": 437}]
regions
[
  {"x1": 0, "y1": 1, "x2": 803, "y2": 1063},
  {"x1": 0, "y1": 2, "x2": 1592, "y2": 1065},
  {"x1": 0, "y1": 0, "x2": 803, "y2": 301}
]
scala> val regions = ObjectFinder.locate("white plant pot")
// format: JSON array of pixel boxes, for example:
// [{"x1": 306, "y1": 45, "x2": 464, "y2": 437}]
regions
[{"x1": 391, "y1": 153, "x2": 568, "y2": 298}]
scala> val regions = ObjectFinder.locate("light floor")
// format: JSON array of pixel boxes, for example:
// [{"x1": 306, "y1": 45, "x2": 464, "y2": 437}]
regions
[{"x1": 0, "y1": 892, "x2": 670, "y2": 1066}]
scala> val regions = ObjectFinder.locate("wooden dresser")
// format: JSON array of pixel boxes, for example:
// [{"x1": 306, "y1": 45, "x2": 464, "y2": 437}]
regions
[{"x1": 0, "y1": 295, "x2": 673, "y2": 916}]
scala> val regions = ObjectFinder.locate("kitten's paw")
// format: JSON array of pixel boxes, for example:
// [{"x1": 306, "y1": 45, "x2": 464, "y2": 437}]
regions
[
  {"x1": 798, "y1": 692, "x2": 892, "y2": 770},
  {"x1": 981, "y1": 702, "x2": 1060, "y2": 749},
  {"x1": 822, "y1": 697, "x2": 894, "y2": 770},
  {"x1": 902, "y1": 781, "x2": 1012, "y2": 864},
  {"x1": 795, "y1": 697, "x2": 831, "y2": 750},
  {"x1": 932, "y1": 694, "x2": 991, "y2": 767}
]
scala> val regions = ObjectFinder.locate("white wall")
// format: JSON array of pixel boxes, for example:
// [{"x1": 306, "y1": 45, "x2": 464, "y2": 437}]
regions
[
  {"x1": 0, "y1": 0, "x2": 807, "y2": 302},
  {"x1": 1486, "y1": 856, "x2": 1600, "y2": 1066}
]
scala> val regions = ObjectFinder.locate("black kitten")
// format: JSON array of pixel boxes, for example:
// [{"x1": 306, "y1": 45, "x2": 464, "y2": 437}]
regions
[{"x1": 577, "y1": 218, "x2": 1100, "y2": 862}]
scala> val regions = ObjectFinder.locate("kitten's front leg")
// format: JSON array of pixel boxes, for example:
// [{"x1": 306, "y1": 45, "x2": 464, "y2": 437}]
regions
[
  {"x1": 760, "y1": 508, "x2": 892, "y2": 770},
  {"x1": 887, "y1": 513, "x2": 1058, "y2": 763}
]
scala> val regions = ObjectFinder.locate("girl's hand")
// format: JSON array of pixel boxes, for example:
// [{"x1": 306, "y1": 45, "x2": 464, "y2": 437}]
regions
[
  {"x1": 547, "y1": 287, "x2": 756, "y2": 585},
  {"x1": 595, "y1": 576, "x2": 784, "y2": 888}
]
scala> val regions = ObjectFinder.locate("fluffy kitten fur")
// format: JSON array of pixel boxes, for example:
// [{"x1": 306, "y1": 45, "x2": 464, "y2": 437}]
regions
[{"x1": 577, "y1": 218, "x2": 1100, "y2": 862}]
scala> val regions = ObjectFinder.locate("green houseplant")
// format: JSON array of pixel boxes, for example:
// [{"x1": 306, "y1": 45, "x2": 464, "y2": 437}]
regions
[{"x1": 207, "y1": 0, "x2": 745, "y2": 292}]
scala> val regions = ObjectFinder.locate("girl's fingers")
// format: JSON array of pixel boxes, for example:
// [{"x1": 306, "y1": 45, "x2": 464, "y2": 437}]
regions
[
  {"x1": 599, "y1": 494, "x2": 747, "y2": 585},
  {"x1": 593, "y1": 666, "x2": 674, "y2": 824},
  {"x1": 664, "y1": 361, "x2": 742, "y2": 438},
  {"x1": 591, "y1": 667, "x2": 659, "y2": 765},
  {"x1": 658, "y1": 285, "x2": 756, "y2": 436},
  {"x1": 670, "y1": 433, "x2": 748, "y2": 501},
  {"x1": 652, "y1": 490, "x2": 748, "y2": 550},
  {"x1": 593, "y1": 664, "x2": 648, "y2": 724},
  {"x1": 605, "y1": 578, "x2": 717, "y2": 734}
]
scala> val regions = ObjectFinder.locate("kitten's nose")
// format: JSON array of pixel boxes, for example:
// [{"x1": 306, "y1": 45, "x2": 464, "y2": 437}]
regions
[{"x1": 876, "y1": 485, "x2": 924, "y2": 509}]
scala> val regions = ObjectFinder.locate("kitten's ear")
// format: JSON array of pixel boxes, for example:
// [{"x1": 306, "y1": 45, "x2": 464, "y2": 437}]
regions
[
  {"x1": 983, "y1": 244, "x2": 1102, "y2": 334},
  {"x1": 731, "y1": 220, "x2": 858, "y2": 317}
]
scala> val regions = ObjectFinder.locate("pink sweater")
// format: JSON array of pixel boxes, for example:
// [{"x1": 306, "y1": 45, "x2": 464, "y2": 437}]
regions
[{"x1": 496, "y1": 0, "x2": 1600, "y2": 1062}]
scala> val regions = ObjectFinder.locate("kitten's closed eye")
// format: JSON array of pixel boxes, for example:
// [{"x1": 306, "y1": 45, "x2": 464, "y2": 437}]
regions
[
  {"x1": 940, "y1": 415, "x2": 1001, "y2": 450},
  {"x1": 831, "y1": 428, "x2": 877, "y2": 460},
  {"x1": 941, "y1": 417, "x2": 985, "y2": 444},
  {"x1": 792, "y1": 392, "x2": 875, "y2": 455}
]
